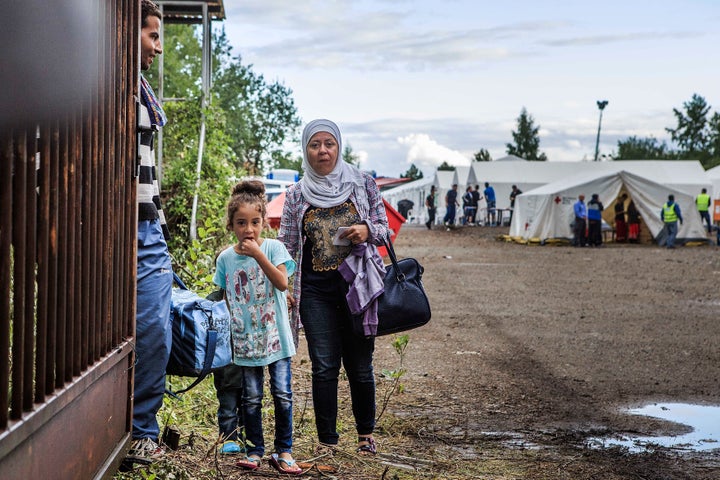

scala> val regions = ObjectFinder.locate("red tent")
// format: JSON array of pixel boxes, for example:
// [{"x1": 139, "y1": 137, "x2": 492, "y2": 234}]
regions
[{"x1": 265, "y1": 191, "x2": 405, "y2": 256}]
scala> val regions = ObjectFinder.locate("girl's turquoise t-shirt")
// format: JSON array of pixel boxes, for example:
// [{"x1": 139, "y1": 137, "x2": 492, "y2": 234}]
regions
[{"x1": 213, "y1": 238, "x2": 297, "y2": 367}]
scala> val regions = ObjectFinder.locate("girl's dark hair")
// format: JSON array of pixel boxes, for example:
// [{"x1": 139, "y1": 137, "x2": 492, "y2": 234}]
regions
[{"x1": 226, "y1": 180, "x2": 267, "y2": 231}]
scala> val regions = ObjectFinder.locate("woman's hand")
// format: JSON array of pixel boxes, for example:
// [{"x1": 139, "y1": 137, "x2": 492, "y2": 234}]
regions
[{"x1": 340, "y1": 223, "x2": 370, "y2": 244}]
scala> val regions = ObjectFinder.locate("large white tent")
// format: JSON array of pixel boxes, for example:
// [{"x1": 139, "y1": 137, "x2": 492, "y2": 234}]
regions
[
  {"x1": 509, "y1": 170, "x2": 709, "y2": 244},
  {"x1": 472, "y1": 160, "x2": 711, "y2": 213},
  {"x1": 381, "y1": 176, "x2": 435, "y2": 224}
]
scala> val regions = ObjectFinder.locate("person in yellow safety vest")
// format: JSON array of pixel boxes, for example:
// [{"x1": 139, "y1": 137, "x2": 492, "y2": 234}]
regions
[
  {"x1": 660, "y1": 194, "x2": 683, "y2": 249},
  {"x1": 696, "y1": 188, "x2": 712, "y2": 233}
]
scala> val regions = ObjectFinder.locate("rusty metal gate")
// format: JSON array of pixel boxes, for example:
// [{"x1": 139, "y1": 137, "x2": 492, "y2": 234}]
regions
[{"x1": 0, "y1": 0, "x2": 139, "y2": 478}]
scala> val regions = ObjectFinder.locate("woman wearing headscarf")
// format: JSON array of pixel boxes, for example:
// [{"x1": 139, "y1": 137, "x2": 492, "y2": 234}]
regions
[{"x1": 278, "y1": 119, "x2": 389, "y2": 455}]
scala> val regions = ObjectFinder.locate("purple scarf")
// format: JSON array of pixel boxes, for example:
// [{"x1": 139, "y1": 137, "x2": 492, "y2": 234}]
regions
[{"x1": 140, "y1": 75, "x2": 167, "y2": 127}]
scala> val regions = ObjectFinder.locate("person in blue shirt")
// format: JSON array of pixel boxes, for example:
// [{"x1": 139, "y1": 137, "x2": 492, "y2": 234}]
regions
[
  {"x1": 573, "y1": 195, "x2": 587, "y2": 247},
  {"x1": 483, "y1": 182, "x2": 497, "y2": 226},
  {"x1": 587, "y1": 193, "x2": 604, "y2": 246},
  {"x1": 660, "y1": 194, "x2": 683, "y2": 249}
]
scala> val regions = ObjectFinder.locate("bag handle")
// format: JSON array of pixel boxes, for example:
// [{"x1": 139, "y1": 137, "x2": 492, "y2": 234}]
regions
[
  {"x1": 381, "y1": 235, "x2": 406, "y2": 283},
  {"x1": 173, "y1": 271, "x2": 188, "y2": 290}
]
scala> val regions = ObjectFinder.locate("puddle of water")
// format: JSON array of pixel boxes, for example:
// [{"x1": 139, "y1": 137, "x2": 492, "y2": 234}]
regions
[{"x1": 589, "y1": 403, "x2": 720, "y2": 452}]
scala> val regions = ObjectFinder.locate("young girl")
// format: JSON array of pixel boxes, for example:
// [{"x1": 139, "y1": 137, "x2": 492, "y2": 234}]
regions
[{"x1": 213, "y1": 180, "x2": 301, "y2": 474}]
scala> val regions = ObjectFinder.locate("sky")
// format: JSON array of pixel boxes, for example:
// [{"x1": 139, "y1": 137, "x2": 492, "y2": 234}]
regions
[{"x1": 220, "y1": 0, "x2": 720, "y2": 178}]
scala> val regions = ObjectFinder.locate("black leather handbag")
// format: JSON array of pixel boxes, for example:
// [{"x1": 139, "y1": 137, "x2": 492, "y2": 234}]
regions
[{"x1": 375, "y1": 236, "x2": 431, "y2": 336}]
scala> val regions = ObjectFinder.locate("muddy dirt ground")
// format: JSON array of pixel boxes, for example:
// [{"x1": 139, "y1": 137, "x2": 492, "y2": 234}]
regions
[
  {"x1": 145, "y1": 225, "x2": 720, "y2": 480},
  {"x1": 363, "y1": 224, "x2": 720, "y2": 479}
]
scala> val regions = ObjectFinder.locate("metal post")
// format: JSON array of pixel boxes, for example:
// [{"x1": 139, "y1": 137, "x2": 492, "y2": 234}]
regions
[{"x1": 594, "y1": 100, "x2": 608, "y2": 162}]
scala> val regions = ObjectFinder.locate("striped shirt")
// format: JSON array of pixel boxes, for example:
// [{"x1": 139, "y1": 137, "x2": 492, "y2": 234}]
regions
[{"x1": 138, "y1": 101, "x2": 169, "y2": 239}]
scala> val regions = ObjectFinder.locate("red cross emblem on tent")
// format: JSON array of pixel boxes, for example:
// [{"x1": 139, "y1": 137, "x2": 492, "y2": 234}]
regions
[{"x1": 554, "y1": 196, "x2": 561, "y2": 204}]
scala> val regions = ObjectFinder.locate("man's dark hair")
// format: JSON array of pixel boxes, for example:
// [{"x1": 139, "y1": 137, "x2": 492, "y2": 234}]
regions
[
  {"x1": 668, "y1": 194, "x2": 675, "y2": 202},
  {"x1": 141, "y1": 0, "x2": 162, "y2": 27}
]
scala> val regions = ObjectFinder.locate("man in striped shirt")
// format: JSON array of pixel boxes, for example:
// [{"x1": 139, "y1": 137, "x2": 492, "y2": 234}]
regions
[{"x1": 126, "y1": 0, "x2": 173, "y2": 466}]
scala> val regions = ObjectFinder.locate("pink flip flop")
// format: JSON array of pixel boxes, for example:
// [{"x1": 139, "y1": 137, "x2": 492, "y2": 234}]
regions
[
  {"x1": 269, "y1": 453, "x2": 303, "y2": 475},
  {"x1": 237, "y1": 455, "x2": 261, "y2": 470}
]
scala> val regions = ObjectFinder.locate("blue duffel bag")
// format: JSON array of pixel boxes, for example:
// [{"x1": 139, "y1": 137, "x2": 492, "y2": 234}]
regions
[{"x1": 166, "y1": 272, "x2": 232, "y2": 395}]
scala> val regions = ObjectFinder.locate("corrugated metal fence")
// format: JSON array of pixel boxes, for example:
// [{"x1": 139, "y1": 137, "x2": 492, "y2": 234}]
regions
[{"x1": 0, "y1": 0, "x2": 138, "y2": 477}]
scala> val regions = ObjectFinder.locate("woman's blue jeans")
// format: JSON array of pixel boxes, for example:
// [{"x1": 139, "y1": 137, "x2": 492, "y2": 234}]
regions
[
  {"x1": 300, "y1": 292, "x2": 376, "y2": 445},
  {"x1": 241, "y1": 357, "x2": 294, "y2": 456}
]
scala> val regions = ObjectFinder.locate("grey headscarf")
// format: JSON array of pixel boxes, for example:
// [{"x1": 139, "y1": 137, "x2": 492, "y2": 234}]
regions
[{"x1": 300, "y1": 119, "x2": 365, "y2": 208}]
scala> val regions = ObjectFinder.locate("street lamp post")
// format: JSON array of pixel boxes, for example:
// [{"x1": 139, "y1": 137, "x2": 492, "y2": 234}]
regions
[{"x1": 594, "y1": 100, "x2": 609, "y2": 162}]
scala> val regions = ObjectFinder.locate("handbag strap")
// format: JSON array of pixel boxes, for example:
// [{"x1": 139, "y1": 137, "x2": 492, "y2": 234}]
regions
[
  {"x1": 166, "y1": 328, "x2": 218, "y2": 398},
  {"x1": 172, "y1": 271, "x2": 188, "y2": 290},
  {"x1": 382, "y1": 235, "x2": 406, "y2": 282}
]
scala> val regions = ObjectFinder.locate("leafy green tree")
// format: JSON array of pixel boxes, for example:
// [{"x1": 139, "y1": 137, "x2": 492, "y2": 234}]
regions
[
  {"x1": 506, "y1": 108, "x2": 547, "y2": 161},
  {"x1": 400, "y1": 164, "x2": 423, "y2": 180},
  {"x1": 342, "y1": 143, "x2": 361, "y2": 167},
  {"x1": 473, "y1": 149, "x2": 492, "y2": 162},
  {"x1": 614, "y1": 136, "x2": 675, "y2": 160},
  {"x1": 708, "y1": 112, "x2": 720, "y2": 167},
  {"x1": 437, "y1": 161, "x2": 455, "y2": 171},
  {"x1": 212, "y1": 28, "x2": 301, "y2": 175},
  {"x1": 155, "y1": 25, "x2": 301, "y2": 176},
  {"x1": 666, "y1": 94, "x2": 709, "y2": 158}
]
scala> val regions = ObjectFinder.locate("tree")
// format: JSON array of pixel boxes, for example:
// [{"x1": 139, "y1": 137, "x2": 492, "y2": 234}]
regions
[
  {"x1": 400, "y1": 164, "x2": 423, "y2": 180},
  {"x1": 506, "y1": 108, "x2": 547, "y2": 161},
  {"x1": 342, "y1": 143, "x2": 361, "y2": 167},
  {"x1": 437, "y1": 161, "x2": 455, "y2": 171},
  {"x1": 155, "y1": 25, "x2": 301, "y2": 176},
  {"x1": 708, "y1": 112, "x2": 720, "y2": 167},
  {"x1": 614, "y1": 136, "x2": 675, "y2": 160},
  {"x1": 473, "y1": 149, "x2": 492, "y2": 162},
  {"x1": 666, "y1": 94, "x2": 709, "y2": 158},
  {"x1": 212, "y1": 29, "x2": 300, "y2": 175}
]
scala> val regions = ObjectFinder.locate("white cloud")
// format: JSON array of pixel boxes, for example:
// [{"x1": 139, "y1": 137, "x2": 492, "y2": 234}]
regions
[{"x1": 397, "y1": 133, "x2": 471, "y2": 173}]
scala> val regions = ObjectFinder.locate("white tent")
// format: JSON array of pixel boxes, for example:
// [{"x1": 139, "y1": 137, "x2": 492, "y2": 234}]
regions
[
  {"x1": 509, "y1": 170, "x2": 709, "y2": 244},
  {"x1": 381, "y1": 176, "x2": 435, "y2": 224},
  {"x1": 472, "y1": 160, "x2": 711, "y2": 213}
]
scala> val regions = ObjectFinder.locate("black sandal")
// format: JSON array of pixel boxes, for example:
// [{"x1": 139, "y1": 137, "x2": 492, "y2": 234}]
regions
[{"x1": 356, "y1": 436, "x2": 377, "y2": 456}]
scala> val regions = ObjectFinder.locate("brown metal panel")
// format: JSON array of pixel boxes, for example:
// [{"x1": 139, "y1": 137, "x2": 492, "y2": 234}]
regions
[
  {"x1": 23, "y1": 129, "x2": 38, "y2": 411},
  {"x1": 47, "y1": 122, "x2": 60, "y2": 395},
  {"x1": 11, "y1": 130, "x2": 27, "y2": 419},
  {"x1": 57, "y1": 121, "x2": 69, "y2": 385},
  {"x1": 35, "y1": 124, "x2": 51, "y2": 405},
  {"x1": 69, "y1": 114, "x2": 81, "y2": 377},
  {"x1": 0, "y1": 131, "x2": 12, "y2": 429},
  {"x1": 81, "y1": 107, "x2": 93, "y2": 370},
  {"x1": 0, "y1": 342, "x2": 134, "y2": 479}
]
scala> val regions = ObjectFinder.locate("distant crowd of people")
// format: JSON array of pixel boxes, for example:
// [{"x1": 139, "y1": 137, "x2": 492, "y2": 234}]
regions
[{"x1": 424, "y1": 182, "x2": 522, "y2": 230}]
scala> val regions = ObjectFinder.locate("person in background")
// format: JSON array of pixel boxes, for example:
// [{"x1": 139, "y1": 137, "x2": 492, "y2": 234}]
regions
[
  {"x1": 696, "y1": 188, "x2": 712, "y2": 233},
  {"x1": 587, "y1": 193, "x2": 604, "y2": 246},
  {"x1": 573, "y1": 194, "x2": 587, "y2": 247},
  {"x1": 471, "y1": 185, "x2": 482, "y2": 225},
  {"x1": 462, "y1": 186, "x2": 475, "y2": 225},
  {"x1": 444, "y1": 184, "x2": 459, "y2": 227},
  {"x1": 483, "y1": 182, "x2": 496, "y2": 226},
  {"x1": 661, "y1": 194, "x2": 683, "y2": 249},
  {"x1": 278, "y1": 119, "x2": 389, "y2": 457},
  {"x1": 126, "y1": 0, "x2": 173, "y2": 465},
  {"x1": 425, "y1": 185, "x2": 436, "y2": 230},
  {"x1": 509, "y1": 185, "x2": 522, "y2": 223},
  {"x1": 214, "y1": 180, "x2": 301, "y2": 474},
  {"x1": 614, "y1": 193, "x2": 628, "y2": 243},
  {"x1": 627, "y1": 199, "x2": 641, "y2": 243}
]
